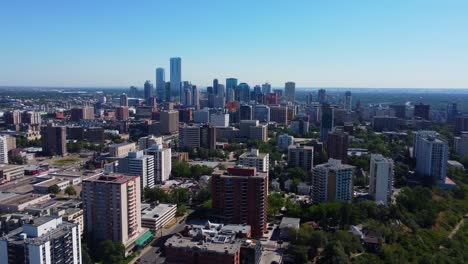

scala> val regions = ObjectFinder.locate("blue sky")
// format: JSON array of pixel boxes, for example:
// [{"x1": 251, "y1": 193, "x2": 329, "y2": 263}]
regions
[{"x1": 1, "y1": 0, "x2": 467, "y2": 88}]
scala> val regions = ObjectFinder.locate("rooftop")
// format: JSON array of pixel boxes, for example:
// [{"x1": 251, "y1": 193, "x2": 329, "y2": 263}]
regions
[
  {"x1": 84, "y1": 173, "x2": 138, "y2": 185},
  {"x1": 141, "y1": 203, "x2": 176, "y2": 219}
]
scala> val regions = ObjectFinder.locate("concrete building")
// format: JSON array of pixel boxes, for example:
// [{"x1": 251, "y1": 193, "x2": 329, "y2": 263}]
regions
[
  {"x1": 288, "y1": 144, "x2": 314, "y2": 171},
  {"x1": 320, "y1": 103, "x2": 334, "y2": 141},
  {"x1": 454, "y1": 115, "x2": 468, "y2": 135},
  {"x1": 0, "y1": 164, "x2": 24, "y2": 182},
  {"x1": 238, "y1": 105, "x2": 253, "y2": 121},
  {"x1": 41, "y1": 124, "x2": 67, "y2": 156},
  {"x1": 312, "y1": 159, "x2": 354, "y2": 203},
  {"x1": 414, "y1": 103, "x2": 430, "y2": 120},
  {"x1": 210, "y1": 113, "x2": 229, "y2": 128},
  {"x1": 116, "y1": 106, "x2": 129, "y2": 121},
  {"x1": 239, "y1": 120, "x2": 268, "y2": 142},
  {"x1": 0, "y1": 216, "x2": 81, "y2": 264},
  {"x1": 109, "y1": 142, "x2": 136, "y2": 158},
  {"x1": 211, "y1": 167, "x2": 267, "y2": 237},
  {"x1": 413, "y1": 131, "x2": 448, "y2": 185},
  {"x1": 138, "y1": 135, "x2": 163, "y2": 150},
  {"x1": 0, "y1": 136, "x2": 8, "y2": 164},
  {"x1": 285, "y1": 82, "x2": 295, "y2": 102},
  {"x1": 116, "y1": 151, "x2": 155, "y2": 191},
  {"x1": 327, "y1": 131, "x2": 349, "y2": 163},
  {"x1": 344, "y1": 91, "x2": 352, "y2": 112},
  {"x1": 277, "y1": 134, "x2": 294, "y2": 150},
  {"x1": 70, "y1": 106, "x2": 94, "y2": 121},
  {"x1": 372, "y1": 116, "x2": 398, "y2": 132},
  {"x1": 253, "y1": 105, "x2": 270, "y2": 123},
  {"x1": 289, "y1": 120, "x2": 309, "y2": 136},
  {"x1": 454, "y1": 134, "x2": 468, "y2": 156},
  {"x1": 160, "y1": 110, "x2": 179, "y2": 134},
  {"x1": 82, "y1": 174, "x2": 143, "y2": 249},
  {"x1": 270, "y1": 106, "x2": 288, "y2": 124},
  {"x1": 239, "y1": 149, "x2": 269, "y2": 173},
  {"x1": 145, "y1": 144, "x2": 172, "y2": 183},
  {"x1": 141, "y1": 203, "x2": 177, "y2": 231},
  {"x1": 369, "y1": 154, "x2": 393, "y2": 206},
  {"x1": 179, "y1": 124, "x2": 201, "y2": 149},
  {"x1": 193, "y1": 108, "x2": 210, "y2": 124}
]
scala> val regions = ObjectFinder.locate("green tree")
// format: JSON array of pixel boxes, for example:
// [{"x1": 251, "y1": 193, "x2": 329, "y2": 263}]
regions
[
  {"x1": 193, "y1": 188, "x2": 211, "y2": 204},
  {"x1": 170, "y1": 188, "x2": 190, "y2": 205},
  {"x1": 144, "y1": 187, "x2": 170, "y2": 203},
  {"x1": 64, "y1": 185, "x2": 77, "y2": 196},
  {"x1": 171, "y1": 160, "x2": 191, "y2": 177},
  {"x1": 176, "y1": 204, "x2": 187, "y2": 216},
  {"x1": 48, "y1": 184, "x2": 61, "y2": 195},
  {"x1": 98, "y1": 240, "x2": 125, "y2": 264}
]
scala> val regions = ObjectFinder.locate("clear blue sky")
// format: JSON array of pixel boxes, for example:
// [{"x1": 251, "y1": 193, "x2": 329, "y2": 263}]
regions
[{"x1": 1, "y1": 0, "x2": 467, "y2": 88}]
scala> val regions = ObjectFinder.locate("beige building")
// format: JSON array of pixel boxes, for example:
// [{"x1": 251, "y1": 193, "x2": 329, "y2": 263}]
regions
[
  {"x1": 160, "y1": 110, "x2": 179, "y2": 134},
  {"x1": 109, "y1": 142, "x2": 136, "y2": 157},
  {"x1": 0, "y1": 164, "x2": 24, "y2": 182},
  {"x1": 82, "y1": 173, "x2": 143, "y2": 249},
  {"x1": 288, "y1": 144, "x2": 314, "y2": 171}
]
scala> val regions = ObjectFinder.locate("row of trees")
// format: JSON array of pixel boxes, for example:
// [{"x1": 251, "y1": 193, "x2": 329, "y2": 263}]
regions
[{"x1": 171, "y1": 160, "x2": 213, "y2": 180}]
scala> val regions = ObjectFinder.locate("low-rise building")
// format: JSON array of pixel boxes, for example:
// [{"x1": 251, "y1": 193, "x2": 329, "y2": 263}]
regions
[
  {"x1": 109, "y1": 142, "x2": 136, "y2": 157},
  {"x1": 0, "y1": 193, "x2": 51, "y2": 213},
  {"x1": 32, "y1": 177, "x2": 70, "y2": 194},
  {"x1": 141, "y1": 203, "x2": 177, "y2": 231},
  {"x1": 279, "y1": 217, "x2": 300, "y2": 240},
  {"x1": 0, "y1": 164, "x2": 24, "y2": 183}
]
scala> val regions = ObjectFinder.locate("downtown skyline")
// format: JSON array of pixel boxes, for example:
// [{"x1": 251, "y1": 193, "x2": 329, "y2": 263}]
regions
[{"x1": 1, "y1": 0, "x2": 468, "y2": 88}]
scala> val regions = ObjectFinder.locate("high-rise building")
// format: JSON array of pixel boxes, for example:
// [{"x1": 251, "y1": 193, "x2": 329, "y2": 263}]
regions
[
  {"x1": 0, "y1": 216, "x2": 81, "y2": 264},
  {"x1": 454, "y1": 134, "x2": 468, "y2": 156},
  {"x1": 270, "y1": 106, "x2": 288, "y2": 124},
  {"x1": 312, "y1": 159, "x2": 354, "y2": 203},
  {"x1": 327, "y1": 131, "x2": 349, "y2": 163},
  {"x1": 369, "y1": 154, "x2": 393, "y2": 206},
  {"x1": 239, "y1": 104, "x2": 253, "y2": 121},
  {"x1": 414, "y1": 103, "x2": 430, "y2": 120},
  {"x1": 261, "y1": 82, "x2": 271, "y2": 94},
  {"x1": 144, "y1": 80, "x2": 155, "y2": 105},
  {"x1": 138, "y1": 135, "x2": 163, "y2": 150},
  {"x1": 179, "y1": 124, "x2": 201, "y2": 149},
  {"x1": 192, "y1": 85, "x2": 200, "y2": 108},
  {"x1": 344, "y1": 91, "x2": 352, "y2": 112},
  {"x1": 239, "y1": 149, "x2": 269, "y2": 173},
  {"x1": 446, "y1": 103, "x2": 458, "y2": 124},
  {"x1": 82, "y1": 174, "x2": 142, "y2": 248},
  {"x1": 389, "y1": 104, "x2": 406, "y2": 119},
  {"x1": 41, "y1": 124, "x2": 67, "y2": 156},
  {"x1": 210, "y1": 113, "x2": 229, "y2": 128},
  {"x1": 117, "y1": 151, "x2": 155, "y2": 191},
  {"x1": 120, "y1": 93, "x2": 129, "y2": 107},
  {"x1": 285, "y1": 82, "x2": 295, "y2": 102},
  {"x1": 0, "y1": 136, "x2": 9, "y2": 164},
  {"x1": 193, "y1": 108, "x2": 210, "y2": 124},
  {"x1": 4, "y1": 110, "x2": 22, "y2": 125},
  {"x1": 289, "y1": 120, "x2": 309, "y2": 136},
  {"x1": 372, "y1": 116, "x2": 398, "y2": 132},
  {"x1": 318, "y1": 89, "x2": 327, "y2": 104},
  {"x1": 160, "y1": 110, "x2": 179, "y2": 134},
  {"x1": 454, "y1": 116, "x2": 468, "y2": 135},
  {"x1": 156, "y1": 67, "x2": 165, "y2": 101},
  {"x1": 320, "y1": 103, "x2": 334, "y2": 141},
  {"x1": 70, "y1": 106, "x2": 94, "y2": 121},
  {"x1": 226, "y1": 78, "x2": 238, "y2": 102},
  {"x1": 253, "y1": 105, "x2": 270, "y2": 123},
  {"x1": 239, "y1": 120, "x2": 268, "y2": 142},
  {"x1": 413, "y1": 131, "x2": 448, "y2": 185},
  {"x1": 200, "y1": 124, "x2": 216, "y2": 150},
  {"x1": 264, "y1": 93, "x2": 279, "y2": 105},
  {"x1": 145, "y1": 144, "x2": 172, "y2": 183},
  {"x1": 116, "y1": 106, "x2": 129, "y2": 121},
  {"x1": 288, "y1": 144, "x2": 314, "y2": 171},
  {"x1": 21, "y1": 111, "x2": 41, "y2": 124},
  {"x1": 170, "y1": 57, "x2": 182, "y2": 101},
  {"x1": 278, "y1": 134, "x2": 294, "y2": 150},
  {"x1": 211, "y1": 167, "x2": 267, "y2": 237},
  {"x1": 236, "y1": 83, "x2": 250, "y2": 103}
]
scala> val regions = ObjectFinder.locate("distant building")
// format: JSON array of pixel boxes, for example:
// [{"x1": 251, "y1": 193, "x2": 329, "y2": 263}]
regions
[
  {"x1": 369, "y1": 154, "x2": 393, "y2": 206},
  {"x1": 156, "y1": 67, "x2": 166, "y2": 101},
  {"x1": 312, "y1": 159, "x2": 354, "y2": 203},
  {"x1": 160, "y1": 110, "x2": 179, "y2": 134},
  {"x1": 270, "y1": 106, "x2": 288, "y2": 124},
  {"x1": 289, "y1": 120, "x2": 309, "y2": 136},
  {"x1": 318, "y1": 89, "x2": 327, "y2": 104},
  {"x1": 170, "y1": 57, "x2": 182, "y2": 101},
  {"x1": 0, "y1": 216, "x2": 81, "y2": 264},
  {"x1": 413, "y1": 131, "x2": 448, "y2": 186},
  {"x1": 288, "y1": 144, "x2": 314, "y2": 171},
  {"x1": 454, "y1": 134, "x2": 468, "y2": 156},
  {"x1": 239, "y1": 149, "x2": 269, "y2": 173},
  {"x1": 41, "y1": 124, "x2": 67, "y2": 156},
  {"x1": 116, "y1": 106, "x2": 129, "y2": 121},
  {"x1": 239, "y1": 120, "x2": 268, "y2": 142},
  {"x1": 327, "y1": 131, "x2": 349, "y2": 163},
  {"x1": 344, "y1": 91, "x2": 352, "y2": 112},
  {"x1": 70, "y1": 106, "x2": 94, "y2": 121},
  {"x1": 277, "y1": 134, "x2": 294, "y2": 150},
  {"x1": 109, "y1": 142, "x2": 136, "y2": 158},
  {"x1": 389, "y1": 104, "x2": 406, "y2": 119},
  {"x1": 285, "y1": 82, "x2": 295, "y2": 102},
  {"x1": 0, "y1": 136, "x2": 8, "y2": 164},
  {"x1": 138, "y1": 135, "x2": 163, "y2": 150},
  {"x1": 372, "y1": 116, "x2": 398, "y2": 132},
  {"x1": 454, "y1": 116, "x2": 468, "y2": 135},
  {"x1": 414, "y1": 103, "x2": 430, "y2": 120},
  {"x1": 145, "y1": 144, "x2": 172, "y2": 183},
  {"x1": 116, "y1": 151, "x2": 155, "y2": 190},
  {"x1": 210, "y1": 113, "x2": 229, "y2": 128},
  {"x1": 320, "y1": 103, "x2": 334, "y2": 141},
  {"x1": 253, "y1": 105, "x2": 270, "y2": 123},
  {"x1": 239, "y1": 104, "x2": 253, "y2": 121},
  {"x1": 120, "y1": 93, "x2": 129, "y2": 107}
]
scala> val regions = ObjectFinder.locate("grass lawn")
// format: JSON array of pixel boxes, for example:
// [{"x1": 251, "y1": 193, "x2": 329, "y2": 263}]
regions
[{"x1": 50, "y1": 157, "x2": 86, "y2": 167}]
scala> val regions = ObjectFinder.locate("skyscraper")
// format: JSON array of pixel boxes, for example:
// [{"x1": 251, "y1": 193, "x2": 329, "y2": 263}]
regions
[
  {"x1": 226, "y1": 78, "x2": 238, "y2": 102},
  {"x1": 288, "y1": 144, "x2": 314, "y2": 171},
  {"x1": 160, "y1": 110, "x2": 179, "y2": 134},
  {"x1": 170, "y1": 57, "x2": 182, "y2": 101},
  {"x1": 120, "y1": 93, "x2": 128, "y2": 107},
  {"x1": 41, "y1": 124, "x2": 67, "y2": 156},
  {"x1": 320, "y1": 103, "x2": 334, "y2": 141},
  {"x1": 318, "y1": 89, "x2": 327, "y2": 104},
  {"x1": 344, "y1": 91, "x2": 352, "y2": 112},
  {"x1": 236, "y1": 83, "x2": 250, "y2": 102},
  {"x1": 312, "y1": 159, "x2": 354, "y2": 203},
  {"x1": 414, "y1": 103, "x2": 430, "y2": 120},
  {"x1": 413, "y1": 131, "x2": 448, "y2": 185},
  {"x1": 0, "y1": 136, "x2": 9, "y2": 164},
  {"x1": 156, "y1": 67, "x2": 165, "y2": 101},
  {"x1": 262, "y1": 82, "x2": 271, "y2": 94},
  {"x1": 145, "y1": 144, "x2": 172, "y2": 183},
  {"x1": 327, "y1": 131, "x2": 349, "y2": 163},
  {"x1": 285, "y1": 82, "x2": 295, "y2": 102},
  {"x1": 369, "y1": 154, "x2": 394, "y2": 206},
  {"x1": 144, "y1": 80, "x2": 155, "y2": 105},
  {"x1": 116, "y1": 150, "x2": 155, "y2": 191}
]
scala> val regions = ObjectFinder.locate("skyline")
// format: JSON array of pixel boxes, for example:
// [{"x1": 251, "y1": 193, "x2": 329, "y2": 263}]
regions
[{"x1": 1, "y1": 0, "x2": 468, "y2": 88}]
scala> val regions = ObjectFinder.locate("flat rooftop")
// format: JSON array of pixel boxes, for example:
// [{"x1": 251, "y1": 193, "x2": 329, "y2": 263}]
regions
[
  {"x1": 141, "y1": 203, "x2": 176, "y2": 219},
  {"x1": 84, "y1": 173, "x2": 137, "y2": 184},
  {"x1": 165, "y1": 233, "x2": 241, "y2": 255},
  {"x1": 34, "y1": 178, "x2": 68, "y2": 188},
  {"x1": 0, "y1": 193, "x2": 49, "y2": 206},
  {"x1": 0, "y1": 164, "x2": 24, "y2": 171}
]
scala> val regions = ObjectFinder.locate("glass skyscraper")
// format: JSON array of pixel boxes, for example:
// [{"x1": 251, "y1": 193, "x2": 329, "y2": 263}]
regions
[
  {"x1": 170, "y1": 57, "x2": 182, "y2": 101},
  {"x1": 156, "y1": 67, "x2": 165, "y2": 102},
  {"x1": 226, "y1": 78, "x2": 238, "y2": 102}
]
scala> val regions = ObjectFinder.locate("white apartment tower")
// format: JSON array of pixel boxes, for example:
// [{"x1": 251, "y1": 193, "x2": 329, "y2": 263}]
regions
[{"x1": 369, "y1": 154, "x2": 393, "y2": 206}]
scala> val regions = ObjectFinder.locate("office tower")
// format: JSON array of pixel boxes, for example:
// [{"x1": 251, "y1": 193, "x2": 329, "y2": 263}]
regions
[
  {"x1": 170, "y1": 57, "x2": 182, "y2": 101},
  {"x1": 117, "y1": 151, "x2": 155, "y2": 190},
  {"x1": 120, "y1": 93, "x2": 129, "y2": 107},
  {"x1": 213, "y1": 79, "x2": 219, "y2": 95},
  {"x1": 144, "y1": 80, "x2": 155, "y2": 105},
  {"x1": 192, "y1": 85, "x2": 200, "y2": 108},
  {"x1": 160, "y1": 110, "x2": 179, "y2": 134},
  {"x1": 193, "y1": 108, "x2": 210, "y2": 123},
  {"x1": 184, "y1": 87, "x2": 193, "y2": 106},
  {"x1": 414, "y1": 103, "x2": 430, "y2": 120},
  {"x1": 369, "y1": 154, "x2": 394, "y2": 206},
  {"x1": 288, "y1": 144, "x2": 314, "y2": 171},
  {"x1": 317, "y1": 89, "x2": 326, "y2": 104},
  {"x1": 413, "y1": 131, "x2": 448, "y2": 185},
  {"x1": 41, "y1": 124, "x2": 67, "y2": 156},
  {"x1": 446, "y1": 103, "x2": 458, "y2": 124},
  {"x1": 164, "y1": 82, "x2": 171, "y2": 102},
  {"x1": 270, "y1": 106, "x2": 288, "y2": 124},
  {"x1": 278, "y1": 134, "x2": 294, "y2": 150},
  {"x1": 128, "y1": 86, "x2": 138, "y2": 97},
  {"x1": 320, "y1": 103, "x2": 334, "y2": 141},
  {"x1": 156, "y1": 67, "x2": 165, "y2": 101},
  {"x1": 253, "y1": 104, "x2": 271, "y2": 123},
  {"x1": 307, "y1": 93, "x2": 313, "y2": 105},
  {"x1": 0, "y1": 216, "x2": 81, "y2": 264},
  {"x1": 454, "y1": 134, "x2": 468, "y2": 156},
  {"x1": 145, "y1": 144, "x2": 172, "y2": 183},
  {"x1": 179, "y1": 124, "x2": 201, "y2": 148},
  {"x1": 327, "y1": 131, "x2": 349, "y2": 163},
  {"x1": 454, "y1": 116, "x2": 468, "y2": 135},
  {"x1": 210, "y1": 113, "x2": 229, "y2": 128},
  {"x1": 211, "y1": 167, "x2": 267, "y2": 237},
  {"x1": 138, "y1": 135, "x2": 163, "y2": 150},
  {"x1": 389, "y1": 104, "x2": 406, "y2": 119},
  {"x1": 236, "y1": 83, "x2": 250, "y2": 102},
  {"x1": 372, "y1": 116, "x2": 398, "y2": 132},
  {"x1": 289, "y1": 120, "x2": 309, "y2": 136},
  {"x1": 116, "y1": 106, "x2": 129, "y2": 121},
  {"x1": 344, "y1": 91, "x2": 352, "y2": 112},
  {"x1": 226, "y1": 78, "x2": 238, "y2": 102},
  {"x1": 273, "y1": 89, "x2": 283, "y2": 99},
  {"x1": 262, "y1": 82, "x2": 271, "y2": 94},
  {"x1": 239, "y1": 120, "x2": 267, "y2": 142},
  {"x1": 70, "y1": 106, "x2": 94, "y2": 121},
  {"x1": 264, "y1": 93, "x2": 279, "y2": 105},
  {"x1": 239, "y1": 149, "x2": 269, "y2": 173},
  {"x1": 312, "y1": 159, "x2": 354, "y2": 203},
  {"x1": 82, "y1": 174, "x2": 142, "y2": 247},
  {"x1": 200, "y1": 124, "x2": 216, "y2": 150},
  {"x1": 285, "y1": 82, "x2": 296, "y2": 102},
  {"x1": 239, "y1": 104, "x2": 253, "y2": 121},
  {"x1": 0, "y1": 136, "x2": 8, "y2": 164}
]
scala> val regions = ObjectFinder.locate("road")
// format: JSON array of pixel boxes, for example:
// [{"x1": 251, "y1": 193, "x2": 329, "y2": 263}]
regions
[{"x1": 131, "y1": 214, "x2": 190, "y2": 264}]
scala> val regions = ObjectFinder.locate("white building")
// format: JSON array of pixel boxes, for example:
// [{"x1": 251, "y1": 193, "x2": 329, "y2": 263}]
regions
[
  {"x1": 278, "y1": 134, "x2": 294, "y2": 150},
  {"x1": 0, "y1": 136, "x2": 8, "y2": 164},
  {"x1": 413, "y1": 131, "x2": 448, "y2": 185},
  {"x1": 210, "y1": 113, "x2": 229, "y2": 128},
  {"x1": 141, "y1": 203, "x2": 177, "y2": 231},
  {"x1": 0, "y1": 216, "x2": 81, "y2": 264},
  {"x1": 145, "y1": 144, "x2": 172, "y2": 183},
  {"x1": 454, "y1": 135, "x2": 468, "y2": 156},
  {"x1": 117, "y1": 151, "x2": 155, "y2": 191},
  {"x1": 239, "y1": 149, "x2": 269, "y2": 173},
  {"x1": 312, "y1": 159, "x2": 354, "y2": 203},
  {"x1": 369, "y1": 154, "x2": 393, "y2": 206}
]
